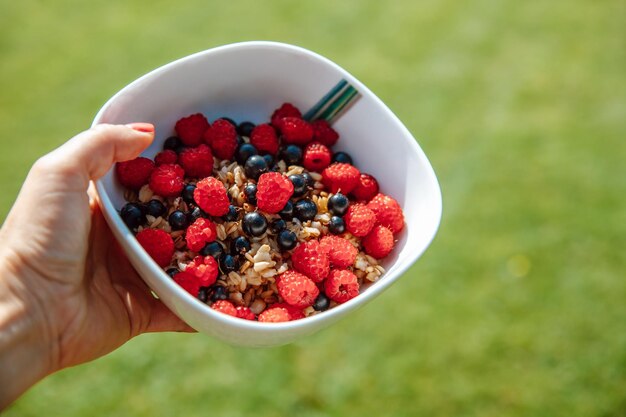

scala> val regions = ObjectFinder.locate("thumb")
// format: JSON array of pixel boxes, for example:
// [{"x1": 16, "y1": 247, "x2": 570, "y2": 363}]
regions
[{"x1": 36, "y1": 123, "x2": 155, "y2": 189}]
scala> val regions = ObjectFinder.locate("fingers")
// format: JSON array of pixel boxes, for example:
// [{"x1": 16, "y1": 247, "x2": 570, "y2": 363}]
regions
[
  {"x1": 33, "y1": 123, "x2": 154, "y2": 190},
  {"x1": 145, "y1": 300, "x2": 197, "y2": 334}
]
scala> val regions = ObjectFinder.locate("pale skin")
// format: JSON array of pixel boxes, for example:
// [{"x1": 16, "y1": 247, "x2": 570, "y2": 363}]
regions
[{"x1": 0, "y1": 124, "x2": 194, "y2": 409}]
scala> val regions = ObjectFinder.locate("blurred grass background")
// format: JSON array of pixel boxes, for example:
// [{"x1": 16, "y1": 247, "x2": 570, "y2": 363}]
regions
[{"x1": 1, "y1": 0, "x2": 625, "y2": 415}]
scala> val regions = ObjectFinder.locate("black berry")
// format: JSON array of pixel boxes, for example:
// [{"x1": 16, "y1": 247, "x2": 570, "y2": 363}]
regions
[
  {"x1": 294, "y1": 199, "x2": 317, "y2": 222},
  {"x1": 263, "y1": 154, "x2": 274, "y2": 167},
  {"x1": 244, "y1": 183, "x2": 258, "y2": 205},
  {"x1": 209, "y1": 285, "x2": 229, "y2": 302},
  {"x1": 242, "y1": 212, "x2": 268, "y2": 237},
  {"x1": 181, "y1": 184, "x2": 196, "y2": 204},
  {"x1": 144, "y1": 199, "x2": 166, "y2": 218},
  {"x1": 187, "y1": 207, "x2": 205, "y2": 222},
  {"x1": 279, "y1": 201, "x2": 294, "y2": 220},
  {"x1": 244, "y1": 155, "x2": 268, "y2": 180},
  {"x1": 277, "y1": 229, "x2": 298, "y2": 250},
  {"x1": 120, "y1": 203, "x2": 144, "y2": 229},
  {"x1": 328, "y1": 216, "x2": 345, "y2": 234},
  {"x1": 168, "y1": 210, "x2": 189, "y2": 230},
  {"x1": 166, "y1": 268, "x2": 180, "y2": 278},
  {"x1": 289, "y1": 174, "x2": 307, "y2": 197},
  {"x1": 270, "y1": 219, "x2": 287, "y2": 234},
  {"x1": 198, "y1": 287, "x2": 209, "y2": 303},
  {"x1": 313, "y1": 293, "x2": 330, "y2": 311},
  {"x1": 236, "y1": 143, "x2": 258, "y2": 165},
  {"x1": 220, "y1": 254, "x2": 239, "y2": 274},
  {"x1": 332, "y1": 151, "x2": 353, "y2": 164},
  {"x1": 231, "y1": 236, "x2": 251, "y2": 254},
  {"x1": 327, "y1": 193, "x2": 349, "y2": 216},
  {"x1": 302, "y1": 172, "x2": 315, "y2": 188},
  {"x1": 222, "y1": 205, "x2": 239, "y2": 222},
  {"x1": 280, "y1": 145, "x2": 302, "y2": 165},
  {"x1": 163, "y1": 136, "x2": 182, "y2": 151},
  {"x1": 200, "y1": 241, "x2": 225, "y2": 259},
  {"x1": 237, "y1": 121, "x2": 256, "y2": 137}
]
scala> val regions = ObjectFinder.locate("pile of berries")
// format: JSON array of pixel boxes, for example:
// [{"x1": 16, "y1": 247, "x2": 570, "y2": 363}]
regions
[{"x1": 116, "y1": 103, "x2": 405, "y2": 322}]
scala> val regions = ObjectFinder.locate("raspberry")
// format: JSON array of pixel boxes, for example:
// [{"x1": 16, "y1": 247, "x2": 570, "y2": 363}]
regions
[
  {"x1": 321, "y1": 163, "x2": 360, "y2": 194},
  {"x1": 136, "y1": 228, "x2": 174, "y2": 267},
  {"x1": 271, "y1": 102, "x2": 302, "y2": 126},
  {"x1": 116, "y1": 157, "x2": 154, "y2": 190},
  {"x1": 367, "y1": 193, "x2": 405, "y2": 234},
  {"x1": 271, "y1": 303, "x2": 305, "y2": 320},
  {"x1": 185, "y1": 255, "x2": 219, "y2": 287},
  {"x1": 211, "y1": 300, "x2": 237, "y2": 317},
  {"x1": 302, "y1": 142, "x2": 332, "y2": 172},
  {"x1": 154, "y1": 150, "x2": 178, "y2": 166},
  {"x1": 311, "y1": 120, "x2": 339, "y2": 147},
  {"x1": 236, "y1": 306, "x2": 256, "y2": 320},
  {"x1": 319, "y1": 235, "x2": 358, "y2": 269},
  {"x1": 277, "y1": 117, "x2": 313, "y2": 145},
  {"x1": 325, "y1": 269, "x2": 359, "y2": 304},
  {"x1": 175, "y1": 113, "x2": 210, "y2": 146},
  {"x1": 351, "y1": 173, "x2": 379, "y2": 202},
  {"x1": 362, "y1": 225, "x2": 395, "y2": 259},
  {"x1": 178, "y1": 144, "x2": 213, "y2": 178},
  {"x1": 344, "y1": 203, "x2": 376, "y2": 237},
  {"x1": 291, "y1": 240, "x2": 330, "y2": 283},
  {"x1": 185, "y1": 217, "x2": 217, "y2": 252},
  {"x1": 205, "y1": 119, "x2": 238, "y2": 160},
  {"x1": 193, "y1": 176, "x2": 230, "y2": 216},
  {"x1": 250, "y1": 123, "x2": 279, "y2": 155},
  {"x1": 277, "y1": 270, "x2": 319, "y2": 308},
  {"x1": 256, "y1": 172, "x2": 294, "y2": 214},
  {"x1": 173, "y1": 270, "x2": 202, "y2": 297},
  {"x1": 258, "y1": 306, "x2": 291, "y2": 323},
  {"x1": 149, "y1": 163, "x2": 185, "y2": 198}
]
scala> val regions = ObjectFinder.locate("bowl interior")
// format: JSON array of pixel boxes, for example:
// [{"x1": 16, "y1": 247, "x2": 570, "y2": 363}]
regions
[{"x1": 95, "y1": 42, "x2": 442, "y2": 346}]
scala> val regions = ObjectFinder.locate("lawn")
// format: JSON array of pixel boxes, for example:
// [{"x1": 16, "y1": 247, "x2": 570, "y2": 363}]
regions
[{"x1": 1, "y1": 0, "x2": 625, "y2": 416}]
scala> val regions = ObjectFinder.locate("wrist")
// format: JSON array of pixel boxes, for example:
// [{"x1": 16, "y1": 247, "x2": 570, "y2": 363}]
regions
[{"x1": 0, "y1": 250, "x2": 58, "y2": 409}]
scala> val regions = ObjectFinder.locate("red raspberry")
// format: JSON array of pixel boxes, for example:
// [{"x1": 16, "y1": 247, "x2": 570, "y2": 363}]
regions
[
  {"x1": 136, "y1": 228, "x2": 174, "y2": 267},
  {"x1": 116, "y1": 157, "x2": 154, "y2": 190},
  {"x1": 193, "y1": 176, "x2": 230, "y2": 216},
  {"x1": 351, "y1": 173, "x2": 379, "y2": 202},
  {"x1": 311, "y1": 120, "x2": 339, "y2": 147},
  {"x1": 185, "y1": 255, "x2": 219, "y2": 287},
  {"x1": 211, "y1": 300, "x2": 237, "y2": 317},
  {"x1": 256, "y1": 172, "x2": 294, "y2": 214},
  {"x1": 250, "y1": 123, "x2": 279, "y2": 155},
  {"x1": 362, "y1": 225, "x2": 395, "y2": 259},
  {"x1": 258, "y1": 306, "x2": 291, "y2": 323},
  {"x1": 302, "y1": 142, "x2": 332, "y2": 172},
  {"x1": 173, "y1": 271, "x2": 202, "y2": 297},
  {"x1": 291, "y1": 240, "x2": 330, "y2": 283},
  {"x1": 344, "y1": 203, "x2": 376, "y2": 237},
  {"x1": 178, "y1": 144, "x2": 213, "y2": 178},
  {"x1": 175, "y1": 113, "x2": 210, "y2": 146},
  {"x1": 271, "y1": 102, "x2": 302, "y2": 126},
  {"x1": 154, "y1": 150, "x2": 178, "y2": 166},
  {"x1": 185, "y1": 217, "x2": 217, "y2": 252},
  {"x1": 319, "y1": 235, "x2": 358, "y2": 269},
  {"x1": 321, "y1": 163, "x2": 360, "y2": 194},
  {"x1": 149, "y1": 163, "x2": 185, "y2": 198},
  {"x1": 205, "y1": 119, "x2": 238, "y2": 160},
  {"x1": 367, "y1": 193, "x2": 405, "y2": 234},
  {"x1": 325, "y1": 269, "x2": 359, "y2": 304},
  {"x1": 236, "y1": 306, "x2": 256, "y2": 320},
  {"x1": 277, "y1": 270, "x2": 319, "y2": 308},
  {"x1": 271, "y1": 303, "x2": 305, "y2": 320},
  {"x1": 277, "y1": 117, "x2": 314, "y2": 145}
]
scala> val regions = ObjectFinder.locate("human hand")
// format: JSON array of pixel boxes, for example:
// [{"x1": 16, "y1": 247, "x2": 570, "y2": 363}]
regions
[{"x1": 0, "y1": 124, "x2": 193, "y2": 408}]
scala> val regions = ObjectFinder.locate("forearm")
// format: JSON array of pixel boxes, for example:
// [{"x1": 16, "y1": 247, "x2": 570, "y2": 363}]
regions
[{"x1": 0, "y1": 253, "x2": 55, "y2": 410}]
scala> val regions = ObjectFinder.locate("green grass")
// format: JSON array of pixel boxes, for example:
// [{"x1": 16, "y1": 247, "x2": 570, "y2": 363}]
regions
[{"x1": 1, "y1": 0, "x2": 625, "y2": 415}]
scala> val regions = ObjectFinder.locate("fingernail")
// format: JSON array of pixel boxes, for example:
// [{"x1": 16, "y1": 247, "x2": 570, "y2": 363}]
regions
[{"x1": 126, "y1": 123, "x2": 154, "y2": 133}]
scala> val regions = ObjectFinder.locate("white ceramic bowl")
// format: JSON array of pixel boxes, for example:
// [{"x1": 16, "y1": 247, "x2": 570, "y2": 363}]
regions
[{"x1": 94, "y1": 41, "x2": 442, "y2": 347}]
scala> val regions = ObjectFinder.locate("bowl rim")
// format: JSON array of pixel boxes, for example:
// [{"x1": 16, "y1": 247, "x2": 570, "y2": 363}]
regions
[{"x1": 94, "y1": 40, "x2": 443, "y2": 332}]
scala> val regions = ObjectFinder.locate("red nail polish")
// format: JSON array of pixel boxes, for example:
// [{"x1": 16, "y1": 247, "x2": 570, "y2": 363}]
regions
[{"x1": 126, "y1": 122, "x2": 154, "y2": 133}]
